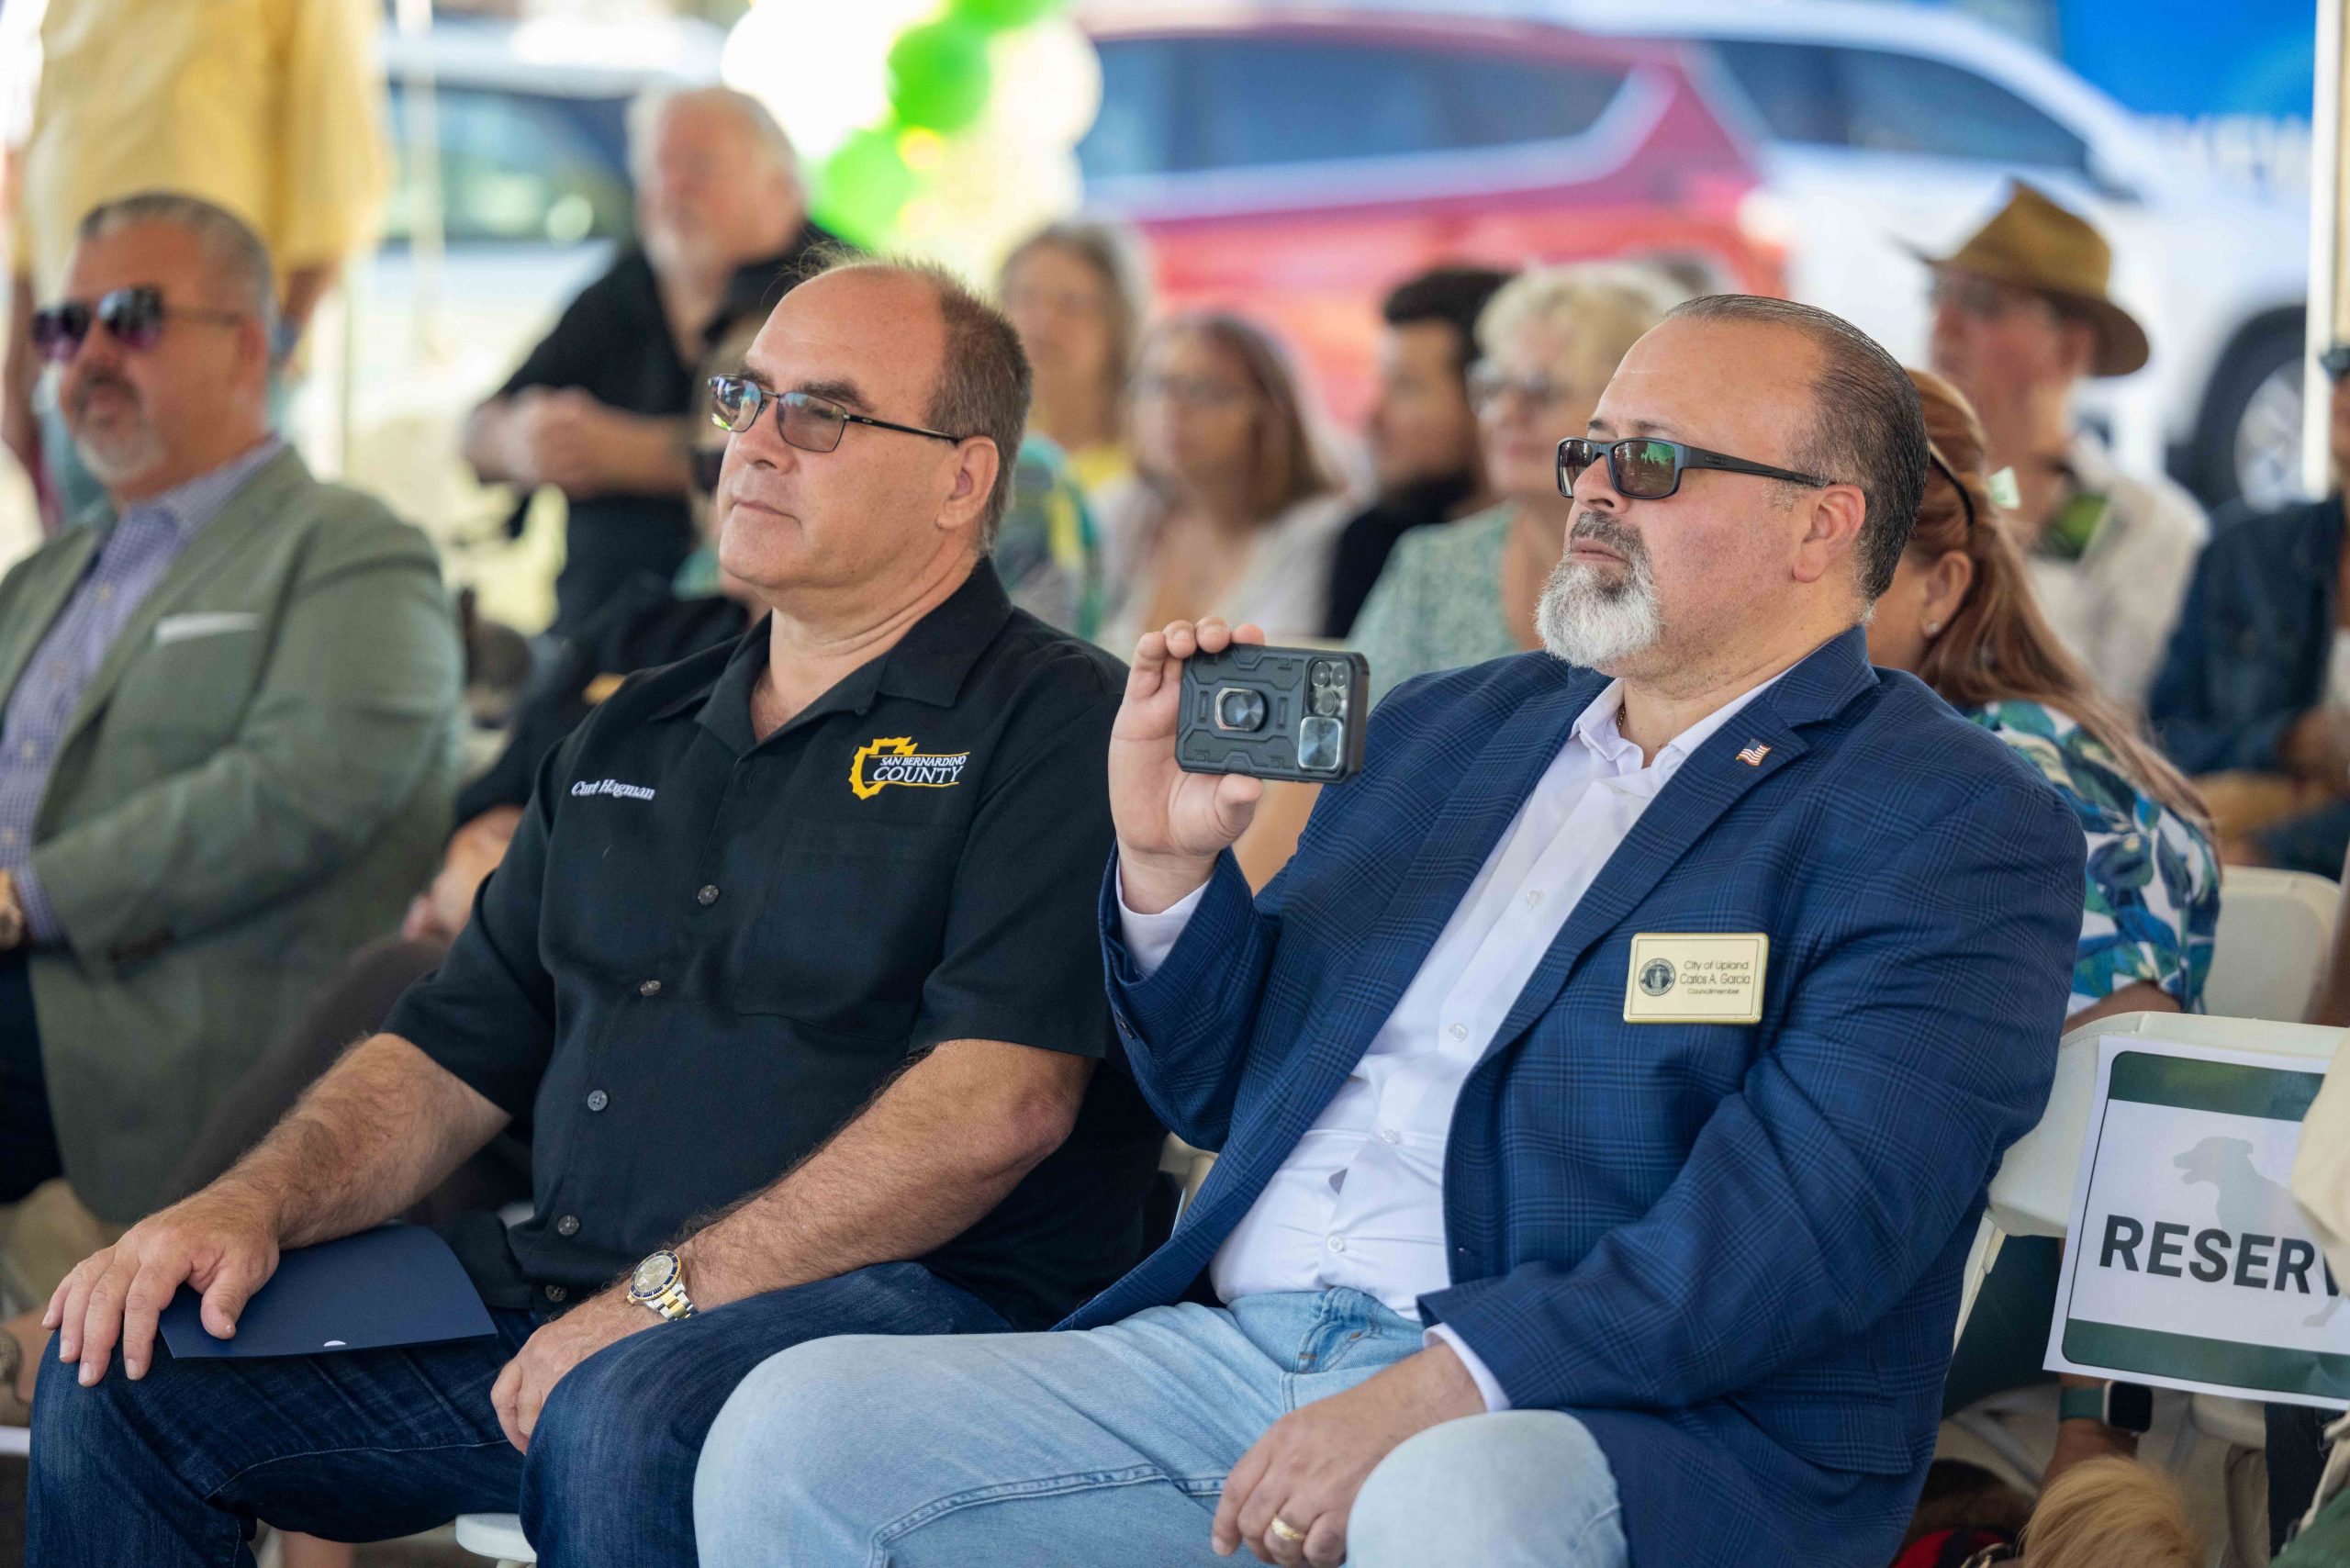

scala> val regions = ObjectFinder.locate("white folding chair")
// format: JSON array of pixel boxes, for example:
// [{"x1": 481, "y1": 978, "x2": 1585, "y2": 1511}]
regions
[
  {"x1": 2204, "y1": 865, "x2": 2339, "y2": 1023},
  {"x1": 1949, "y1": 1010, "x2": 2344, "y2": 1531}
]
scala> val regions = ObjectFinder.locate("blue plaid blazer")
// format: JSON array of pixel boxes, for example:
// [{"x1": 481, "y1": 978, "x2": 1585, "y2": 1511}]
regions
[{"x1": 1074, "y1": 628, "x2": 2084, "y2": 1568}]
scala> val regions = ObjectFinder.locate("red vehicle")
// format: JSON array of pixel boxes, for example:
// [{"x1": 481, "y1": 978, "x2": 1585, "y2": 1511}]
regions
[{"x1": 1075, "y1": 6, "x2": 1785, "y2": 424}]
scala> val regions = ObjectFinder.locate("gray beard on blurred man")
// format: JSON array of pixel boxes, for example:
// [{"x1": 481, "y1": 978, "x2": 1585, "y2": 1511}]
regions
[
  {"x1": 1536, "y1": 511, "x2": 1663, "y2": 670},
  {"x1": 66, "y1": 373, "x2": 168, "y2": 487}
]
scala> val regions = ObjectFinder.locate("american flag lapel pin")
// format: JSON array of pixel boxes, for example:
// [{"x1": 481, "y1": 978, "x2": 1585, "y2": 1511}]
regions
[{"x1": 1735, "y1": 740, "x2": 1772, "y2": 767}]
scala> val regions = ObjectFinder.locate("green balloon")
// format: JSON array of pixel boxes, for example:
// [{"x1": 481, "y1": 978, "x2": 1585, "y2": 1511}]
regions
[
  {"x1": 887, "y1": 18, "x2": 992, "y2": 133},
  {"x1": 949, "y1": 0, "x2": 1059, "y2": 30},
  {"x1": 816, "y1": 129, "x2": 916, "y2": 244}
]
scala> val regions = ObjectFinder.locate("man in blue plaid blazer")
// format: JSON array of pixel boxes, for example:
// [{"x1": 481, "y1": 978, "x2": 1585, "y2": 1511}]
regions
[{"x1": 695, "y1": 297, "x2": 2086, "y2": 1568}]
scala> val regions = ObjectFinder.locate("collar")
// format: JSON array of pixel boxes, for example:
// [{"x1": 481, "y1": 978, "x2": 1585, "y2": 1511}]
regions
[
  {"x1": 2062, "y1": 427, "x2": 2117, "y2": 493},
  {"x1": 107, "y1": 436, "x2": 284, "y2": 543},
  {"x1": 712, "y1": 221, "x2": 845, "y2": 349},
  {"x1": 669, "y1": 558, "x2": 1014, "y2": 754},
  {"x1": 1567, "y1": 666, "x2": 1786, "y2": 779}
]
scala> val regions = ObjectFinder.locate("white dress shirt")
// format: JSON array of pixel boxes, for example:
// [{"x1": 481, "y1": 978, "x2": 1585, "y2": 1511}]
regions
[{"x1": 1120, "y1": 673, "x2": 1782, "y2": 1410}]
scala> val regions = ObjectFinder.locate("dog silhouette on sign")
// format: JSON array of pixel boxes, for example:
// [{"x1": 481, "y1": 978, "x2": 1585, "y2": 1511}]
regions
[{"x1": 2175, "y1": 1136, "x2": 2342, "y2": 1328}]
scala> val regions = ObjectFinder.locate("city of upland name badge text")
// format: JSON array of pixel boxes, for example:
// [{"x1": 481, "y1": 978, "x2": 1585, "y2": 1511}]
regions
[
  {"x1": 851, "y1": 737, "x2": 971, "y2": 800},
  {"x1": 1622, "y1": 933, "x2": 1770, "y2": 1025}
]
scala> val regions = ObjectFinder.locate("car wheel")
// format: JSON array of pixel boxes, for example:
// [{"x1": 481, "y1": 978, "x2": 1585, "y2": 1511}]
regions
[{"x1": 2188, "y1": 315, "x2": 2305, "y2": 514}]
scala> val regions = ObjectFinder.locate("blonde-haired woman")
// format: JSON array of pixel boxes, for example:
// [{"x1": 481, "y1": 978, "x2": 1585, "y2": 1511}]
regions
[{"x1": 1351, "y1": 263, "x2": 1675, "y2": 700}]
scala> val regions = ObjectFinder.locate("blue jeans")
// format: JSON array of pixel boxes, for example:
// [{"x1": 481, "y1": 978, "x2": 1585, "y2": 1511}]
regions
[
  {"x1": 29, "y1": 1260, "x2": 1004, "y2": 1566},
  {"x1": 695, "y1": 1287, "x2": 1628, "y2": 1567}
]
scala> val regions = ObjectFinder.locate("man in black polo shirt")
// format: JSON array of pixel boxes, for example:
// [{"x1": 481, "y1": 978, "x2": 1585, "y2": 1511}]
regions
[
  {"x1": 29, "y1": 259, "x2": 1163, "y2": 1567},
  {"x1": 464, "y1": 85, "x2": 840, "y2": 633}
]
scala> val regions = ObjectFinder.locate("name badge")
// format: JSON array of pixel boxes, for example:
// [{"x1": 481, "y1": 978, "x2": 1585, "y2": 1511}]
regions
[{"x1": 1623, "y1": 933, "x2": 1769, "y2": 1025}]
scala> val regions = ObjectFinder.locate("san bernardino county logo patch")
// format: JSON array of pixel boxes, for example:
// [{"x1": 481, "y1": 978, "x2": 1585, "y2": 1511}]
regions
[{"x1": 850, "y1": 737, "x2": 972, "y2": 800}]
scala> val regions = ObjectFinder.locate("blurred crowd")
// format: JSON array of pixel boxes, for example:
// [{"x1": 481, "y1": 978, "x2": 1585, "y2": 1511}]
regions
[{"x1": 4, "y1": 4, "x2": 2350, "y2": 1566}]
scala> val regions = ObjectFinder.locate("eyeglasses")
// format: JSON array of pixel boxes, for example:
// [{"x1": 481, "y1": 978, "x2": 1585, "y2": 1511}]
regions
[
  {"x1": 1927, "y1": 273, "x2": 2056, "y2": 324},
  {"x1": 707, "y1": 375, "x2": 965, "y2": 454},
  {"x1": 1468, "y1": 363, "x2": 1583, "y2": 413},
  {"x1": 2322, "y1": 344, "x2": 2350, "y2": 384},
  {"x1": 28, "y1": 286, "x2": 246, "y2": 364},
  {"x1": 1556, "y1": 437, "x2": 1837, "y2": 500},
  {"x1": 1133, "y1": 371, "x2": 1250, "y2": 409}
]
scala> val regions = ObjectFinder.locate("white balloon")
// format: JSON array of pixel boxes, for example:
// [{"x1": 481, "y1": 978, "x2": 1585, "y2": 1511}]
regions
[
  {"x1": 983, "y1": 19, "x2": 1102, "y2": 151},
  {"x1": 721, "y1": 0, "x2": 936, "y2": 166}
]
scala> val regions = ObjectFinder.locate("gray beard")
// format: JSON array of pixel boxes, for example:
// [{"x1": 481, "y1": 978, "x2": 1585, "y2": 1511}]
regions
[
  {"x1": 1536, "y1": 551, "x2": 1663, "y2": 670},
  {"x1": 71, "y1": 414, "x2": 168, "y2": 488}
]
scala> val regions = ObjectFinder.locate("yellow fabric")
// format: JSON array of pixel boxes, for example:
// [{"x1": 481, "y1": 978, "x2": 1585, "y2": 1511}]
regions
[
  {"x1": 1066, "y1": 442, "x2": 1134, "y2": 499},
  {"x1": 11, "y1": 0, "x2": 388, "y2": 297},
  {"x1": 2293, "y1": 1036, "x2": 2350, "y2": 1283}
]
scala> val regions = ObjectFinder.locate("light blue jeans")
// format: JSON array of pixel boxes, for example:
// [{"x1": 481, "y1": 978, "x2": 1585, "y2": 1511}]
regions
[{"x1": 694, "y1": 1287, "x2": 1628, "y2": 1567}]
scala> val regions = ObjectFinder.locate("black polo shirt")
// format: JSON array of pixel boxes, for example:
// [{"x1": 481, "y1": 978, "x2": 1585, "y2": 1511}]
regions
[
  {"x1": 386, "y1": 561, "x2": 1164, "y2": 1329},
  {"x1": 496, "y1": 222, "x2": 842, "y2": 633}
]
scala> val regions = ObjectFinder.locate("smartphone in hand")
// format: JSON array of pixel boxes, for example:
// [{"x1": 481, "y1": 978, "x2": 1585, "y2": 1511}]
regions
[{"x1": 1176, "y1": 644, "x2": 1369, "y2": 783}]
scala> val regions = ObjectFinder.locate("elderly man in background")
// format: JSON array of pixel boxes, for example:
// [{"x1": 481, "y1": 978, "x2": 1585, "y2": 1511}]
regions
[
  {"x1": 2, "y1": 0, "x2": 387, "y2": 527},
  {"x1": 1919, "y1": 181, "x2": 2206, "y2": 712},
  {"x1": 0, "y1": 194, "x2": 459, "y2": 1420},
  {"x1": 465, "y1": 86, "x2": 839, "y2": 635}
]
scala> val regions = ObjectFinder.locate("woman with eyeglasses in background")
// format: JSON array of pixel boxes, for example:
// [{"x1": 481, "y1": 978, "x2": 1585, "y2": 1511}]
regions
[
  {"x1": 1093, "y1": 312, "x2": 1349, "y2": 651},
  {"x1": 1872, "y1": 367, "x2": 2219, "y2": 1490},
  {"x1": 1348, "y1": 263, "x2": 1673, "y2": 703}
]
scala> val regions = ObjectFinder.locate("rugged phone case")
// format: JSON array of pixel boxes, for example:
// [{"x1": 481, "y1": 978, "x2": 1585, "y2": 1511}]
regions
[{"x1": 1176, "y1": 645, "x2": 1371, "y2": 783}]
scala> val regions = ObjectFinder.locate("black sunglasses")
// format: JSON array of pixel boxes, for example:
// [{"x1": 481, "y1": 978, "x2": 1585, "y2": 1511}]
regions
[
  {"x1": 708, "y1": 375, "x2": 966, "y2": 454},
  {"x1": 2322, "y1": 344, "x2": 2350, "y2": 384},
  {"x1": 28, "y1": 286, "x2": 245, "y2": 364},
  {"x1": 1556, "y1": 437, "x2": 1836, "y2": 501}
]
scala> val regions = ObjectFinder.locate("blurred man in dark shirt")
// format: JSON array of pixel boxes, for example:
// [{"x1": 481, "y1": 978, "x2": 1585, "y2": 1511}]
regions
[
  {"x1": 1321, "y1": 265, "x2": 1512, "y2": 639},
  {"x1": 464, "y1": 86, "x2": 837, "y2": 634}
]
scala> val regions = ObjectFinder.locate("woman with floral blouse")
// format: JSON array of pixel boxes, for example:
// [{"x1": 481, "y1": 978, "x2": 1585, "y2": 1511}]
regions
[{"x1": 1871, "y1": 368, "x2": 2220, "y2": 1495}]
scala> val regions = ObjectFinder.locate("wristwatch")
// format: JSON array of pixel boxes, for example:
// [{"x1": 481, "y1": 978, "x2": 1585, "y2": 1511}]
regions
[
  {"x1": 626, "y1": 1249, "x2": 697, "y2": 1322},
  {"x1": 2059, "y1": 1381, "x2": 2152, "y2": 1433}
]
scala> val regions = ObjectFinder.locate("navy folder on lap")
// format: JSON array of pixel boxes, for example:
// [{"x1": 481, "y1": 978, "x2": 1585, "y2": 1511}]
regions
[{"x1": 159, "y1": 1224, "x2": 497, "y2": 1359}]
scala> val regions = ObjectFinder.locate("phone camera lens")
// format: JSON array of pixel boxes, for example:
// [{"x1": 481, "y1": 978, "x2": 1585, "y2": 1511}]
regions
[{"x1": 1214, "y1": 687, "x2": 1268, "y2": 732}]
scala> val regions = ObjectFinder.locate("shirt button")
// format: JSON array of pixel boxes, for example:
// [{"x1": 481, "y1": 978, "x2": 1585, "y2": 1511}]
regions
[
  {"x1": 1448, "y1": 1023, "x2": 1468, "y2": 1042},
  {"x1": 554, "y1": 1215, "x2": 581, "y2": 1238},
  {"x1": 697, "y1": 885, "x2": 720, "y2": 906},
  {"x1": 1524, "y1": 889, "x2": 1543, "y2": 908},
  {"x1": 17, "y1": 742, "x2": 36, "y2": 761},
  {"x1": 1379, "y1": 1127, "x2": 1402, "y2": 1145},
  {"x1": 0, "y1": 828, "x2": 16, "y2": 847},
  {"x1": 543, "y1": 1284, "x2": 567, "y2": 1303},
  {"x1": 638, "y1": 979, "x2": 662, "y2": 998},
  {"x1": 1326, "y1": 1235, "x2": 1347, "y2": 1254},
  {"x1": 586, "y1": 1089, "x2": 610, "y2": 1113},
  {"x1": 95, "y1": 584, "x2": 115, "y2": 604}
]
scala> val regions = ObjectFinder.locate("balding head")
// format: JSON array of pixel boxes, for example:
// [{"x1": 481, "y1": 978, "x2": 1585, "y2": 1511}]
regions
[{"x1": 632, "y1": 87, "x2": 803, "y2": 281}]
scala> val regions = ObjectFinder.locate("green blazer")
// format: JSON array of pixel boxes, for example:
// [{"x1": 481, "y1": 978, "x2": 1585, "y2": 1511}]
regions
[{"x1": 0, "y1": 449, "x2": 463, "y2": 1221}]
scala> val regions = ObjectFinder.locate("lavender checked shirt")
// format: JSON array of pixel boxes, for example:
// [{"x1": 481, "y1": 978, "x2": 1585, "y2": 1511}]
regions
[{"x1": 0, "y1": 439, "x2": 284, "y2": 942}]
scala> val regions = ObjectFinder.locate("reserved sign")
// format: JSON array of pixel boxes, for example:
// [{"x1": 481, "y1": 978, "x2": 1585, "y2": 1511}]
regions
[{"x1": 2046, "y1": 1036, "x2": 2350, "y2": 1408}]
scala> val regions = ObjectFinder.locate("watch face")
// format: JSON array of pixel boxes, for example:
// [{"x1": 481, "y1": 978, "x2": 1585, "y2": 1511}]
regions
[{"x1": 630, "y1": 1253, "x2": 676, "y2": 1298}]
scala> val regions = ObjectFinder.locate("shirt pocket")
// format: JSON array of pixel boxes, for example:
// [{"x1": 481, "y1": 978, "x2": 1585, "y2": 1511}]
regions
[{"x1": 722, "y1": 824, "x2": 962, "y2": 1037}]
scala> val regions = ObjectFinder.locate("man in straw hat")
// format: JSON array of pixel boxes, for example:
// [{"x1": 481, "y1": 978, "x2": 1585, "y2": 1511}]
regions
[{"x1": 1919, "y1": 180, "x2": 2206, "y2": 711}]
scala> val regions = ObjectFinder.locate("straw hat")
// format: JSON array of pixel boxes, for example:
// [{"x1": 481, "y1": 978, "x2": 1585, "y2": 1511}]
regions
[{"x1": 1910, "y1": 181, "x2": 2149, "y2": 377}]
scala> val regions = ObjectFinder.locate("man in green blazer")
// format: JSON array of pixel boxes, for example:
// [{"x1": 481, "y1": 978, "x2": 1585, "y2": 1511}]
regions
[{"x1": 0, "y1": 194, "x2": 460, "y2": 1267}]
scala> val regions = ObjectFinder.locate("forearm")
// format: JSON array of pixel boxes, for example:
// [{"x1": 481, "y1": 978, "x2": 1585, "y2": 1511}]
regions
[
  {"x1": 218, "y1": 1034, "x2": 509, "y2": 1248},
  {"x1": 677, "y1": 1040, "x2": 1089, "y2": 1305},
  {"x1": 591, "y1": 412, "x2": 692, "y2": 495},
  {"x1": 464, "y1": 399, "x2": 519, "y2": 483},
  {"x1": 278, "y1": 264, "x2": 339, "y2": 341}
]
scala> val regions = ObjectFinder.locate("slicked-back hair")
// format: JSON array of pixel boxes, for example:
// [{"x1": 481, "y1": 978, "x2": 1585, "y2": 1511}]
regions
[
  {"x1": 812, "y1": 252, "x2": 1033, "y2": 546},
  {"x1": 1382, "y1": 264, "x2": 1514, "y2": 377},
  {"x1": 77, "y1": 192, "x2": 277, "y2": 331},
  {"x1": 1665, "y1": 294, "x2": 1927, "y2": 600}
]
